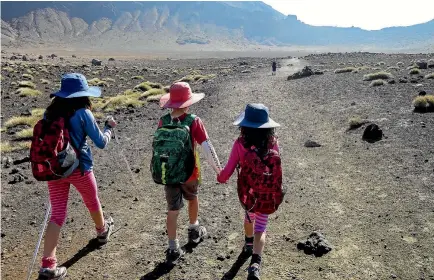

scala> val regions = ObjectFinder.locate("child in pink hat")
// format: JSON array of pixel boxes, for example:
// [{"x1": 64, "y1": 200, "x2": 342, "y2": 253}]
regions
[{"x1": 155, "y1": 82, "x2": 222, "y2": 263}]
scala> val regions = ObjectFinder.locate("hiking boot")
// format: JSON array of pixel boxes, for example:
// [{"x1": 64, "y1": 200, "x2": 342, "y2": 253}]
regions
[
  {"x1": 188, "y1": 225, "x2": 207, "y2": 244},
  {"x1": 165, "y1": 247, "x2": 185, "y2": 264},
  {"x1": 38, "y1": 266, "x2": 67, "y2": 280},
  {"x1": 97, "y1": 216, "x2": 114, "y2": 244},
  {"x1": 247, "y1": 263, "x2": 261, "y2": 280},
  {"x1": 240, "y1": 243, "x2": 253, "y2": 260}
]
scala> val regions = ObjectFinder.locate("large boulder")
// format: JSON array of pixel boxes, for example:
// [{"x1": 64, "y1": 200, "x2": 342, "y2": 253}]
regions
[
  {"x1": 415, "y1": 60, "x2": 428, "y2": 70},
  {"x1": 362, "y1": 123, "x2": 383, "y2": 143},
  {"x1": 91, "y1": 59, "x2": 102, "y2": 66},
  {"x1": 287, "y1": 66, "x2": 315, "y2": 80}
]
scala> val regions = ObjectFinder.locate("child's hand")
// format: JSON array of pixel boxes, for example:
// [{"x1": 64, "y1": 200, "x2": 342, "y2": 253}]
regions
[{"x1": 216, "y1": 173, "x2": 226, "y2": 184}]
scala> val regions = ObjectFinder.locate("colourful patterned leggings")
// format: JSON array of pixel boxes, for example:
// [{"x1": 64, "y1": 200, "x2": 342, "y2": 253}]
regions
[
  {"x1": 47, "y1": 170, "x2": 101, "y2": 226},
  {"x1": 245, "y1": 212, "x2": 269, "y2": 233}
]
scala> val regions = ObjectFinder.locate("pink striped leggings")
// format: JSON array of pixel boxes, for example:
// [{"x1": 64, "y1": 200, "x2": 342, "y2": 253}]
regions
[
  {"x1": 245, "y1": 212, "x2": 269, "y2": 233},
  {"x1": 47, "y1": 170, "x2": 101, "y2": 226}
]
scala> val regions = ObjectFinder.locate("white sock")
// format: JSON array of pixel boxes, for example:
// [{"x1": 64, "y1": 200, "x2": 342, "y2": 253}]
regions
[{"x1": 189, "y1": 220, "x2": 199, "y2": 229}]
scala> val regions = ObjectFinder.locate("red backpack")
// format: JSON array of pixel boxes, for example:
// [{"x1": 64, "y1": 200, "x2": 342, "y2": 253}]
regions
[
  {"x1": 30, "y1": 117, "x2": 79, "y2": 181},
  {"x1": 237, "y1": 144, "x2": 284, "y2": 215}
]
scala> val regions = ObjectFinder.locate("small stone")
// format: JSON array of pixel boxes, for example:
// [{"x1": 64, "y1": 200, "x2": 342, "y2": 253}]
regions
[
  {"x1": 133, "y1": 197, "x2": 139, "y2": 202},
  {"x1": 304, "y1": 140, "x2": 321, "y2": 148},
  {"x1": 217, "y1": 254, "x2": 225, "y2": 261}
]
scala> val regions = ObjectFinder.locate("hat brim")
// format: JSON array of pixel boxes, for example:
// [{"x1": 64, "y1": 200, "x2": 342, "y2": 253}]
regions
[
  {"x1": 233, "y1": 112, "x2": 281, "y2": 128},
  {"x1": 160, "y1": 92, "x2": 205, "y2": 109},
  {"x1": 50, "y1": 86, "x2": 101, "y2": 99}
]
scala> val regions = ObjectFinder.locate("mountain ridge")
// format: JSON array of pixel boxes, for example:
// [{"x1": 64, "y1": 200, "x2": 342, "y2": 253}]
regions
[{"x1": 1, "y1": 1, "x2": 433, "y2": 52}]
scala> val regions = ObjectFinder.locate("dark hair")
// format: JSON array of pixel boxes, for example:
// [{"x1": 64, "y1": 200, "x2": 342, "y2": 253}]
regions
[
  {"x1": 45, "y1": 97, "x2": 92, "y2": 120},
  {"x1": 240, "y1": 126, "x2": 275, "y2": 156}
]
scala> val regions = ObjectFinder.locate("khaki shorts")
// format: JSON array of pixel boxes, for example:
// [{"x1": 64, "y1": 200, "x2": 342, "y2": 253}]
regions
[{"x1": 165, "y1": 179, "x2": 199, "y2": 211}]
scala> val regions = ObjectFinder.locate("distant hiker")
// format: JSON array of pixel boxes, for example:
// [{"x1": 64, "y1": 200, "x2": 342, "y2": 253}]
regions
[
  {"x1": 31, "y1": 73, "x2": 116, "y2": 280},
  {"x1": 272, "y1": 61, "x2": 277, "y2": 75},
  {"x1": 151, "y1": 82, "x2": 222, "y2": 263},
  {"x1": 217, "y1": 104, "x2": 284, "y2": 280}
]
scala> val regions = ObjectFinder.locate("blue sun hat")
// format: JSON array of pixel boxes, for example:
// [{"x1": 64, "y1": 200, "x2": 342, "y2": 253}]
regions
[
  {"x1": 50, "y1": 73, "x2": 101, "y2": 98},
  {"x1": 233, "y1": 103, "x2": 280, "y2": 128}
]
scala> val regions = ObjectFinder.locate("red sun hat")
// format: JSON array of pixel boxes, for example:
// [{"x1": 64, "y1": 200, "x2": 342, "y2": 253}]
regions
[{"x1": 159, "y1": 82, "x2": 205, "y2": 109}]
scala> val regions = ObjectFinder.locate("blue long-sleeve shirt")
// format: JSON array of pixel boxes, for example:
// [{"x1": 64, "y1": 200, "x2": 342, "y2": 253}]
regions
[{"x1": 69, "y1": 109, "x2": 112, "y2": 171}]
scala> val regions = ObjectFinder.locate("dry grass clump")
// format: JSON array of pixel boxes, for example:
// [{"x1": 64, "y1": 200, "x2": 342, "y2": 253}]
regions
[
  {"x1": 370, "y1": 79, "x2": 386, "y2": 87},
  {"x1": 387, "y1": 66, "x2": 400, "y2": 71},
  {"x1": 413, "y1": 95, "x2": 434, "y2": 112},
  {"x1": 1, "y1": 141, "x2": 32, "y2": 153},
  {"x1": 409, "y1": 68, "x2": 421, "y2": 75},
  {"x1": 134, "y1": 81, "x2": 163, "y2": 91},
  {"x1": 141, "y1": 88, "x2": 166, "y2": 99},
  {"x1": 178, "y1": 74, "x2": 216, "y2": 83},
  {"x1": 15, "y1": 128, "x2": 34, "y2": 140},
  {"x1": 40, "y1": 79, "x2": 50, "y2": 84},
  {"x1": 16, "y1": 88, "x2": 42, "y2": 97},
  {"x1": 23, "y1": 74, "x2": 34, "y2": 81},
  {"x1": 334, "y1": 67, "x2": 357, "y2": 74},
  {"x1": 363, "y1": 71, "x2": 393, "y2": 81},
  {"x1": 18, "y1": 81, "x2": 36, "y2": 89},
  {"x1": 378, "y1": 62, "x2": 386, "y2": 66},
  {"x1": 146, "y1": 94, "x2": 164, "y2": 102},
  {"x1": 4, "y1": 109, "x2": 44, "y2": 128},
  {"x1": 88, "y1": 78, "x2": 108, "y2": 87},
  {"x1": 132, "y1": 76, "x2": 145, "y2": 80},
  {"x1": 103, "y1": 78, "x2": 116, "y2": 83},
  {"x1": 348, "y1": 116, "x2": 366, "y2": 130},
  {"x1": 102, "y1": 95, "x2": 145, "y2": 112},
  {"x1": 424, "y1": 73, "x2": 434, "y2": 79},
  {"x1": 93, "y1": 112, "x2": 105, "y2": 119},
  {"x1": 397, "y1": 62, "x2": 405, "y2": 67},
  {"x1": 2, "y1": 66, "x2": 14, "y2": 72}
]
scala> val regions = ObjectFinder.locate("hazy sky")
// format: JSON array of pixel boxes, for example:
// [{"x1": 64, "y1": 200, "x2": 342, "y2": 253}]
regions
[{"x1": 262, "y1": 0, "x2": 434, "y2": 30}]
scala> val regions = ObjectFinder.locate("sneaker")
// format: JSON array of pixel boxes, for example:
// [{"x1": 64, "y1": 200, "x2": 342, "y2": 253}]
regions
[
  {"x1": 247, "y1": 263, "x2": 261, "y2": 280},
  {"x1": 165, "y1": 247, "x2": 185, "y2": 264},
  {"x1": 97, "y1": 216, "x2": 114, "y2": 244},
  {"x1": 240, "y1": 243, "x2": 253, "y2": 260},
  {"x1": 188, "y1": 225, "x2": 207, "y2": 244},
  {"x1": 38, "y1": 266, "x2": 67, "y2": 280}
]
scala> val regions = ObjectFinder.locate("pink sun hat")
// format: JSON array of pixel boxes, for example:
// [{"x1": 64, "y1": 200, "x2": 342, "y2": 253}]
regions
[{"x1": 159, "y1": 82, "x2": 205, "y2": 109}]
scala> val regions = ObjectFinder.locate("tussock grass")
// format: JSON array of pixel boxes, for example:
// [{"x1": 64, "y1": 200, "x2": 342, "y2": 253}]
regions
[
  {"x1": 18, "y1": 81, "x2": 36, "y2": 89},
  {"x1": 147, "y1": 94, "x2": 164, "y2": 102},
  {"x1": 16, "y1": 88, "x2": 42, "y2": 97},
  {"x1": 93, "y1": 112, "x2": 105, "y2": 119},
  {"x1": 334, "y1": 67, "x2": 357, "y2": 74},
  {"x1": 141, "y1": 88, "x2": 166, "y2": 99},
  {"x1": 363, "y1": 71, "x2": 393, "y2": 81},
  {"x1": 2, "y1": 66, "x2": 14, "y2": 72},
  {"x1": 135, "y1": 82, "x2": 152, "y2": 92},
  {"x1": 178, "y1": 74, "x2": 216, "y2": 83},
  {"x1": 40, "y1": 79, "x2": 50, "y2": 84},
  {"x1": 102, "y1": 95, "x2": 145, "y2": 112},
  {"x1": 88, "y1": 78, "x2": 108, "y2": 87},
  {"x1": 0, "y1": 141, "x2": 32, "y2": 153},
  {"x1": 413, "y1": 96, "x2": 428, "y2": 109},
  {"x1": 132, "y1": 76, "x2": 145, "y2": 80},
  {"x1": 370, "y1": 79, "x2": 386, "y2": 87},
  {"x1": 4, "y1": 109, "x2": 44, "y2": 128},
  {"x1": 15, "y1": 128, "x2": 34, "y2": 140},
  {"x1": 103, "y1": 78, "x2": 116, "y2": 83},
  {"x1": 387, "y1": 66, "x2": 400, "y2": 71},
  {"x1": 409, "y1": 68, "x2": 421, "y2": 75},
  {"x1": 424, "y1": 73, "x2": 434, "y2": 79},
  {"x1": 349, "y1": 116, "x2": 365, "y2": 129},
  {"x1": 426, "y1": 95, "x2": 434, "y2": 107},
  {"x1": 164, "y1": 86, "x2": 170, "y2": 93}
]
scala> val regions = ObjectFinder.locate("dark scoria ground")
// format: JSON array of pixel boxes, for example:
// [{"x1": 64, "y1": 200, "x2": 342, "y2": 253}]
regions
[{"x1": 1, "y1": 52, "x2": 434, "y2": 280}]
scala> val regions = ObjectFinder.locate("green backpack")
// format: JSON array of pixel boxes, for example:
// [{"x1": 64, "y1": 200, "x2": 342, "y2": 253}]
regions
[{"x1": 151, "y1": 113, "x2": 195, "y2": 185}]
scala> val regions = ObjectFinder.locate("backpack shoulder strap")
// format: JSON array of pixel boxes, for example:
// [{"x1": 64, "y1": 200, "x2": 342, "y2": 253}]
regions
[
  {"x1": 181, "y1": 114, "x2": 196, "y2": 127},
  {"x1": 160, "y1": 113, "x2": 172, "y2": 126}
]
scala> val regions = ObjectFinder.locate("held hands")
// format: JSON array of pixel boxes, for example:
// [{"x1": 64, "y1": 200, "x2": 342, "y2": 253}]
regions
[{"x1": 105, "y1": 115, "x2": 117, "y2": 129}]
